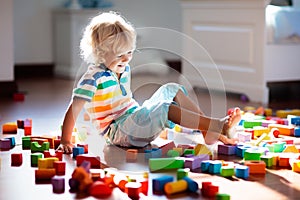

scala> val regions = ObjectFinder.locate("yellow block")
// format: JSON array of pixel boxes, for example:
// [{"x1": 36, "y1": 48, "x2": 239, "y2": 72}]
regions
[
  {"x1": 254, "y1": 133, "x2": 269, "y2": 146},
  {"x1": 253, "y1": 126, "x2": 269, "y2": 137},
  {"x1": 38, "y1": 157, "x2": 59, "y2": 169},
  {"x1": 292, "y1": 161, "x2": 300, "y2": 173},
  {"x1": 276, "y1": 109, "x2": 300, "y2": 118},
  {"x1": 194, "y1": 144, "x2": 213, "y2": 156},
  {"x1": 164, "y1": 179, "x2": 188, "y2": 195},
  {"x1": 283, "y1": 145, "x2": 299, "y2": 153},
  {"x1": 268, "y1": 124, "x2": 295, "y2": 136}
]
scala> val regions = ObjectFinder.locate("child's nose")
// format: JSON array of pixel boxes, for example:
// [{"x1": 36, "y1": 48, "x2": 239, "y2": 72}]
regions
[{"x1": 122, "y1": 54, "x2": 131, "y2": 62}]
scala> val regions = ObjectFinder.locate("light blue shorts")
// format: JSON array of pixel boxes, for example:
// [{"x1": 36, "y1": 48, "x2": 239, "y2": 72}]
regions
[{"x1": 106, "y1": 83, "x2": 187, "y2": 147}]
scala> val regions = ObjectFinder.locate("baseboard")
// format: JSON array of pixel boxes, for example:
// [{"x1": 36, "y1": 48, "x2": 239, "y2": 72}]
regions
[
  {"x1": 15, "y1": 63, "x2": 54, "y2": 79},
  {"x1": 0, "y1": 81, "x2": 18, "y2": 98}
]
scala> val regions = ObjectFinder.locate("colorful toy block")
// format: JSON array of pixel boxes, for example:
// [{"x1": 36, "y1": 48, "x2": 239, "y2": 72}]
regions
[
  {"x1": 273, "y1": 142, "x2": 286, "y2": 153},
  {"x1": 184, "y1": 154, "x2": 209, "y2": 170},
  {"x1": 44, "y1": 150, "x2": 63, "y2": 161},
  {"x1": 125, "y1": 182, "x2": 142, "y2": 199},
  {"x1": 234, "y1": 165, "x2": 249, "y2": 179},
  {"x1": 160, "y1": 141, "x2": 176, "y2": 156},
  {"x1": 236, "y1": 144, "x2": 252, "y2": 158},
  {"x1": 51, "y1": 176, "x2": 65, "y2": 193},
  {"x1": 291, "y1": 116, "x2": 300, "y2": 125},
  {"x1": 182, "y1": 176, "x2": 199, "y2": 193},
  {"x1": 0, "y1": 138, "x2": 12, "y2": 150},
  {"x1": 253, "y1": 126, "x2": 269, "y2": 137},
  {"x1": 72, "y1": 146, "x2": 84, "y2": 159},
  {"x1": 237, "y1": 132, "x2": 252, "y2": 143},
  {"x1": 35, "y1": 168, "x2": 56, "y2": 181},
  {"x1": 164, "y1": 179, "x2": 188, "y2": 195},
  {"x1": 150, "y1": 148, "x2": 162, "y2": 158},
  {"x1": 254, "y1": 133, "x2": 270, "y2": 146},
  {"x1": 76, "y1": 154, "x2": 101, "y2": 168},
  {"x1": 38, "y1": 157, "x2": 59, "y2": 169},
  {"x1": 201, "y1": 160, "x2": 211, "y2": 173},
  {"x1": 220, "y1": 166, "x2": 234, "y2": 177},
  {"x1": 149, "y1": 157, "x2": 184, "y2": 172},
  {"x1": 244, "y1": 161, "x2": 266, "y2": 174},
  {"x1": 31, "y1": 152, "x2": 43, "y2": 167},
  {"x1": 194, "y1": 143, "x2": 213, "y2": 157},
  {"x1": 268, "y1": 124, "x2": 294, "y2": 136},
  {"x1": 53, "y1": 161, "x2": 66, "y2": 175},
  {"x1": 177, "y1": 168, "x2": 190, "y2": 180},
  {"x1": 283, "y1": 145, "x2": 299, "y2": 153},
  {"x1": 183, "y1": 149, "x2": 195, "y2": 156},
  {"x1": 218, "y1": 144, "x2": 236, "y2": 155},
  {"x1": 208, "y1": 160, "x2": 222, "y2": 174},
  {"x1": 2, "y1": 122, "x2": 17, "y2": 133},
  {"x1": 201, "y1": 182, "x2": 219, "y2": 198},
  {"x1": 278, "y1": 155, "x2": 291, "y2": 168},
  {"x1": 89, "y1": 181, "x2": 112, "y2": 198},
  {"x1": 292, "y1": 160, "x2": 300, "y2": 173},
  {"x1": 167, "y1": 150, "x2": 180, "y2": 157},
  {"x1": 17, "y1": 120, "x2": 24, "y2": 129},
  {"x1": 126, "y1": 149, "x2": 138, "y2": 162},
  {"x1": 244, "y1": 148, "x2": 264, "y2": 161},
  {"x1": 294, "y1": 127, "x2": 300, "y2": 137},
  {"x1": 11, "y1": 153, "x2": 22, "y2": 166},
  {"x1": 31, "y1": 141, "x2": 50, "y2": 153},
  {"x1": 71, "y1": 166, "x2": 93, "y2": 191},
  {"x1": 152, "y1": 175, "x2": 174, "y2": 192},
  {"x1": 77, "y1": 143, "x2": 88, "y2": 153},
  {"x1": 260, "y1": 155, "x2": 273, "y2": 168},
  {"x1": 276, "y1": 109, "x2": 300, "y2": 118},
  {"x1": 243, "y1": 120, "x2": 262, "y2": 128},
  {"x1": 216, "y1": 193, "x2": 231, "y2": 200},
  {"x1": 22, "y1": 136, "x2": 31, "y2": 149}
]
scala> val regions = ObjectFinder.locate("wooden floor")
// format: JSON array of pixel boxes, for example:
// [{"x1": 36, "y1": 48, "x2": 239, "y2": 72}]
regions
[{"x1": 1, "y1": 72, "x2": 300, "y2": 199}]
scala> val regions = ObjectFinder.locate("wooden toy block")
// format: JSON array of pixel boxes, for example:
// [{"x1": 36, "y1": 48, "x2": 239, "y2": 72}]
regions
[
  {"x1": 0, "y1": 139, "x2": 12, "y2": 150},
  {"x1": 268, "y1": 124, "x2": 295, "y2": 136},
  {"x1": 236, "y1": 144, "x2": 252, "y2": 158},
  {"x1": 54, "y1": 139, "x2": 61, "y2": 150},
  {"x1": 69, "y1": 178, "x2": 79, "y2": 191},
  {"x1": 260, "y1": 155, "x2": 273, "y2": 168},
  {"x1": 261, "y1": 119, "x2": 277, "y2": 127},
  {"x1": 51, "y1": 176, "x2": 65, "y2": 193},
  {"x1": 244, "y1": 148, "x2": 264, "y2": 161},
  {"x1": 253, "y1": 126, "x2": 269, "y2": 137},
  {"x1": 152, "y1": 175, "x2": 174, "y2": 192},
  {"x1": 150, "y1": 148, "x2": 162, "y2": 158},
  {"x1": 5, "y1": 137, "x2": 16, "y2": 148},
  {"x1": 220, "y1": 166, "x2": 234, "y2": 177},
  {"x1": 278, "y1": 155, "x2": 290, "y2": 168},
  {"x1": 76, "y1": 154, "x2": 101, "y2": 168},
  {"x1": 167, "y1": 150, "x2": 180, "y2": 157},
  {"x1": 201, "y1": 182, "x2": 219, "y2": 198},
  {"x1": 292, "y1": 160, "x2": 300, "y2": 173},
  {"x1": 183, "y1": 148, "x2": 195, "y2": 156},
  {"x1": 194, "y1": 143, "x2": 213, "y2": 157},
  {"x1": 77, "y1": 143, "x2": 88, "y2": 153},
  {"x1": 273, "y1": 142, "x2": 286, "y2": 153},
  {"x1": 254, "y1": 133, "x2": 270, "y2": 146},
  {"x1": 89, "y1": 181, "x2": 112, "y2": 198},
  {"x1": 72, "y1": 166, "x2": 93, "y2": 191},
  {"x1": 53, "y1": 161, "x2": 66, "y2": 175},
  {"x1": 182, "y1": 176, "x2": 198, "y2": 193},
  {"x1": 126, "y1": 149, "x2": 138, "y2": 162},
  {"x1": 22, "y1": 136, "x2": 31, "y2": 149},
  {"x1": 31, "y1": 141, "x2": 50, "y2": 153},
  {"x1": 243, "y1": 120, "x2": 262, "y2": 128},
  {"x1": 44, "y1": 150, "x2": 63, "y2": 161},
  {"x1": 13, "y1": 92, "x2": 25, "y2": 101},
  {"x1": 17, "y1": 120, "x2": 24, "y2": 129},
  {"x1": 201, "y1": 160, "x2": 211, "y2": 173},
  {"x1": 160, "y1": 141, "x2": 176, "y2": 156},
  {"x1": 149, "y1": 157, "x2": 184, "y2": 172},
  {"x1": 172, "y1": 148, "x2": 183, "y2": 156},
  {"x1": 216, "y1": 193, "x2": 231, "y2": 200},
  {"x1": 208, "y1": 160, "x2": 222, "y2": 174},
  {"x1": 11, "y1": 153, "x2": 22, "y2": 166},
  {"x1": 234, "y1": 165, "x2": 249, "y2": 179},
  {"x1": 276, "y1": 109, "x2": 300, "y2": 118},
  {"x1": 177, "y1": 144, "x2": 192, "y2": 152},
  {"x1": 177, "y1": 168, "x2": 190, "y2": 180},
  {"x1": 38, "y1": 157, "x2": 59, "y2": 169},
  {"x1": 218, "y1": 144, "x2": 236, "y2": 155},
  {"x1": 139, "y1": 177, "x2": 149, "y2": 195},
  {"x1": 39, "y1": 136, "x2": 56, "y2": 149},
  {"x1": 2, "y1": 122, "x2": 17, "y2": 133},
  {"x1": 31, "y1": 138, "x2": 48, "y2": 146},
  {"x1": 35, "y1": 168, "x2": 56, "y2": 181},
  {"x1": 164, "y1": 179, "x2": 188, "y2": 195},
  {"x1": 72, "y1": 146, "x2": 84, "y2": 159},
  {"x1": 184, "y1": 154, "x2": 209, "y2": 170},
  {"x1": 24, "y1": 126, "x2": 32, "y2": 136},
  {"x1": 244, "y1": 161, "x2": 266, "y2": 174},
  {"x1": 31, "y1": 152, "x2": 43, "y2": 167},
  {"x1": 291, "y1": 116, "x2": 300, "y2": 125},
  {"x1": 125, "y1": 182, "x2": 142, "y2": 199},
  {"x1": 283, "y1": 145, "x2": 299, "y2": 153},
  {"x1": 295, "y1": 127, "x2": 300, "y2": 137},
  {"x1": 237, "y1": 132, "x2": 252, "y2": 143}
]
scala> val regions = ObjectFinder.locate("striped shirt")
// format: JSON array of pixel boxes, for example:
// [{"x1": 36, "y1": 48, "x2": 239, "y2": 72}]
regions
[{"x1": 73, "y1": 64, "x2": 139, "y2": 133}]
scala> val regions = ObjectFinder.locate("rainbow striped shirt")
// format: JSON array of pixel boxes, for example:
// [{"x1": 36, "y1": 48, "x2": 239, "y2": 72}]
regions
[{"x1": 73, "y1": 64, "x2": 139, "y2": 134}]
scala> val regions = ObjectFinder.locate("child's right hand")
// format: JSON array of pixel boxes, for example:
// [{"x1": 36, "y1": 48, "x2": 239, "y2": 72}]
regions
[{"x1": 57, "y1": 143, "x2": 74, "y2": 154}]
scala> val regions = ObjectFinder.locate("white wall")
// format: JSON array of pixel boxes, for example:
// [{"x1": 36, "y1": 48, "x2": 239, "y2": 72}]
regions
[
  {"x1": 13, "y1": 0, "x2": 182, "y2": 64},
  {"x1": 0, "y1": 0, "x2": 14, "y2": 81}
]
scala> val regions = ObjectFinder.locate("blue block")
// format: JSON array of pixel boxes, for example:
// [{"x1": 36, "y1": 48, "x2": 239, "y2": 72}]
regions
[
  {"x1": 182, "y1": 176, "x2": 199, "y2": 193},
  {"x1": 295, "y1": 127, "x2": 300, "y2": 137},
  {"x1": 208, "y1": 160, "x2": 222, "y2": 174},
  {"x1": 151, "y1": 148, "x2": 162, "y2": 158},
  {"x1": 152, "y1": 175, "x2": 174, "y2": 192},
  {"x1": 235, "y1": 165, "x2": 249, "y2": 179},
  {"x1": 144, "y1": 149, "x2": 152, "y2": 160},
  {"x1": 236, "y1": 144, "x2": 251, "y2": 158},
  {"x1": 72, "y1": 147, "x2": 84, "y2": 158},
  {"x1": 201, "y1": 160, "x2": 211, "y2": 172},
  {"x1": 291, "y1": 117, "x2": 300, "y2": 126}
]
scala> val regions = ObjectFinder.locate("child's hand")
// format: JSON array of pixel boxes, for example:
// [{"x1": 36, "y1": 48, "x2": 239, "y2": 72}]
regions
[{"x1": 57, "y1": 143, "x2": 74, "y2": 154}]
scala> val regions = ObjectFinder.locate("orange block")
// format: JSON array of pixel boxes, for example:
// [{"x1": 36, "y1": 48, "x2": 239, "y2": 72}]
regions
[
  {"x1": 126, "y1": 149, "x2": 138, "y2": 162},
  {"x1": 244, "y1": 161, "x2": 266, "y2": 174},
  {"x1": 2, "y1": 122, "x2": 17, "y2": 134},
  {"x1": 268, "y1": 124, "x2": 294, "y2": 136},
  {"x1": 292, "y1": 160, "x2": 300, "y2": 173},
  {"x1": 278, "y1": 155, "x2": 291, "y2": 168},
  {"x1": 35, "y1": 168, "x2": 56, "y2": 180}
]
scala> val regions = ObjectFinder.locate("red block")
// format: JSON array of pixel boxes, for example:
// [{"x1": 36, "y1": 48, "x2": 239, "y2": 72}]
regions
[
  {"x1": 89, "y1": 181, "x2": 112, "y2": 198},
  {"x1": 76, "y1": 154, "x2": 101, "y2": 168},
  {"x1": 44, "y1": 150, "x2": 63, "y2": 161},
  {"x1": 53, "y1": 161, "x2": 66, "y2": 176},
  {"x1": 77, "y1": 144, "x2": 88, "y2": 153},
  {"x1": 11, "y1": 153, "x2": 23, "y2": 166}
]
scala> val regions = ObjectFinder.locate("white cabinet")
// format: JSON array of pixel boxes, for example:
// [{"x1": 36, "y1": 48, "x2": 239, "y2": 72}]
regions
[
  {"x1": 53, "y1": 9, "x2": 102, "y2": 79},
  {"x1": 180, "y1": 0, "x2": 268, "y2": 103}
]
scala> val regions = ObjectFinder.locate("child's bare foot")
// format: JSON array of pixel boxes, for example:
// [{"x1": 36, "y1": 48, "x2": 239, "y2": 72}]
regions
[
  {"x1": 219, "y1": 134, "x2": 238, "y2": 145},
  {"x1": 222, "y1": 107, "x2": 242, "y2": 138}
]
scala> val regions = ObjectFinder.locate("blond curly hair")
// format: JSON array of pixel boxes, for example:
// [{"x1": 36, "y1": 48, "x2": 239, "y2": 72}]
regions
[{"x1": 80, "y1": 11, "x2": 136, "y2": 65}]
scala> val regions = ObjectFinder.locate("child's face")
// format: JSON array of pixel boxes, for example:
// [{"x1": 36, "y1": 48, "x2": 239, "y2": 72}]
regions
[{"x1": 104, "y1": 50, "x2": 133, "y2": 75}]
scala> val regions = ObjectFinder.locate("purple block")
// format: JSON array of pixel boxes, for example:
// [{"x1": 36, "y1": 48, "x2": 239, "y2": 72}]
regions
[
  {"x1": 0, "y1": 139, "x2": 12, "y2": 150},
  {"x1": 52, "y1": 176, "x2": 65, "y2": 193},
  {"x1": 217, "y1": 144, "x2": 236, "y2": 155},
  {"x1": 184, "y1": 154, "x2": 209, "y2": 170},
  {"x1": 80, "y1": 160, "x2": 91, "y2": 173}
]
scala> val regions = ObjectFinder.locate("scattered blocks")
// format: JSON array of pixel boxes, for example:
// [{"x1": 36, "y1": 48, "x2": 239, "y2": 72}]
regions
[
  {"x1": 164, "y1": 179, "x2": 188, "y2": 195},
  {"x1": 237, "y1": 132, "x2": 252, "y2": 143},
  {"x1": 244, "y1": 148, "x2": 264, "y2": 161},
  {"x1": 11, "y1": 153, "x2": 23, "y2": 166},
  {"x1": 268, "y1": 124, "x2": 295, "y2": 136},
  {"x1": 208, "y1": 160, "x2": 222, "y2": 174},
  {"x1": 71, "y1": 166, "x2": 93, "y2": 191},
  {"x1": 2, "y1": 122, "x2": 17, "y2": 134},
  {"x1": 77, "y1": 144, "x2": 88, "y2": 153},
  {"x1": 244, "y1": 161, "x2": 266, "y2": 174},
  {"x1": 22, "y1": 136, "x2": 31, "y2": 149},
  {"x1": 260, "y1": 155, "x2": 273, "y2": 168},
  {"x1": 292, "y1": 160, "x2": 300, "y2": 173}
]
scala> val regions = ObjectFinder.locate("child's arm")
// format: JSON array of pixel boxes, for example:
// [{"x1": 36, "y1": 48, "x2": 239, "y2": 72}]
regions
[{"x1": 57, "y1": 98, "x2": 86, "y2": 154}]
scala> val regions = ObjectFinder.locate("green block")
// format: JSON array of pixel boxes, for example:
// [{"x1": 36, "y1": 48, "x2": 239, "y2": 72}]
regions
[
  {"x1": 266, "y1": 144, "x2": 274, "y2": 152},
  {"x1": 273, "y1": 142, "x2": 286, "y2": 153},
  {"x1": 31, "y1": 152, "x2": 43, "y2": 167},
  {"x1": 183, "y1": 149, "x2": 195, "y2": 156},
  {"x1": 149, "y1": 157, "x2": 184, "y2": 172},
  {"x1": 177, "y1": 168, "x2": 190, "y2": 180},
  {"x1": 220, "y1": 166, "x2": 234, "y2": 177},
  {"x1": 22, "y1": 136, "x2": 31, "y2": 149},
  {"x1": 260, "y1": 155, "x2": 273, "y2": 168},
  {"x1": 243, "y1": 120, "x2": 262, "y2": 128},
  {"x1": 31, "y1": 141, "x2": 50, "y2": 153},
  {"x1": 216, "y1": 193, "x2": 231, "y2": 200},
  {"x1": 244, "y1": 148, "x2": 264, "y2": 161},
  {"x1": 167, "y1": 150, "x2": 180, "y2": 157}
]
